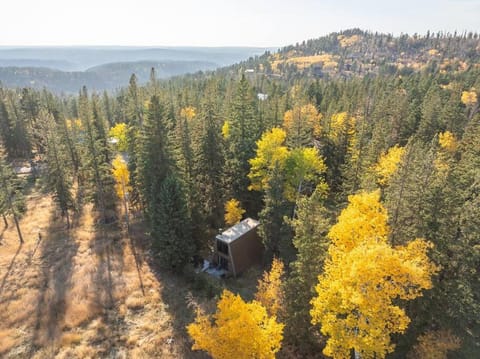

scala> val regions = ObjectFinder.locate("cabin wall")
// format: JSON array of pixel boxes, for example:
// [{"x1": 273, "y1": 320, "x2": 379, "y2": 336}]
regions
[{"x1": 229, "y1": 229, "x2": 263, "y2": 276}]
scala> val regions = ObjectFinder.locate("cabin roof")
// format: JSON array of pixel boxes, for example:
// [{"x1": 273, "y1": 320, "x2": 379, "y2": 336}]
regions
[{"x1": 216, "y1": 218, "x2": 259, "y2": 244}]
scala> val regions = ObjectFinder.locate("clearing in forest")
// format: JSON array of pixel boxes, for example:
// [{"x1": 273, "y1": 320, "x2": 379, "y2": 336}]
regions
[{"x1": 0, "y1": 189, "x2": 213, "y2": 358}]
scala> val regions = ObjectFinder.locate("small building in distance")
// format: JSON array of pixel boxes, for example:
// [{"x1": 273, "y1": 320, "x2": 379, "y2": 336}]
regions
[{"x1": 214, "y1": 218, "x2": 263, "y2": 277}]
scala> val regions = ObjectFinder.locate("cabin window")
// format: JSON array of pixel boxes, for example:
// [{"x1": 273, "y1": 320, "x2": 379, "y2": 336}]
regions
[
  {"x1": 219, "y1": 256, "x2": 229, "y2": 270},
  {"x1": 217, "y1": 240, "x2": 229, "y2": 255}
]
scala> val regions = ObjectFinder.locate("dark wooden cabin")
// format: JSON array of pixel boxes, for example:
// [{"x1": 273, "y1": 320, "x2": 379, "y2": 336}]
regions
[{"x1": 214, "y1": 218, "x2": 263, "y2": 277}]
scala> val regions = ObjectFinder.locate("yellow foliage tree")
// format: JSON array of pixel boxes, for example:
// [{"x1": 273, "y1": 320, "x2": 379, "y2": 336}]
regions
[
  {"x1": 112, "y1": 155, "x2": 132, "y2": 229},
  {"x1": 409, "y1": 329, "x2": 461, "y2": 359},
  {"x1": 187, "y1": 290, "x2": 284, "y2": 359},
  {"x1": 222, "y1": 120, "x2": 230, "y2": 139},
  {"x1": 180, "y1": 106, "x2": 196, "y2": 120},
  {"x1": 248, "y1": 128, "x2": 289, "y2": 191},
  {"x1": 248, "y1": 128, "x2": 327, "y2": 201},
  {"x1": 373, "y1": 145, "x2": 406, "y2": 186},
  {"x1": 255, "y1": 257, "x2": 285, "y2": 317},
  {"x1": 328, "y1": 112, "x2": 356, "y2": 142},
  {"x1": 283, "y1": 147, "x2": 326, "y2": 202},
  {"x1": 65, "y1": 118, "x2": 83, "y2": 130},
  {"x1": 461, "y1": 90, "x2": 477, "y2": 106},
  {"x1": 224, "y1": 198, "x2": 245, "y2": 226},
  {"x1": 435, "y1": 131, "x2": 458, "y2": 172},
  {"x1": 311, "y1": 191, "x2": 437, "y2": 359},
  {"x1": 283, "y1": 104, "x2": 322, "y2": 147},
  {"x1": 438, "y1": 131, "x2": 457, "y2": 152},
  {"x1": 108, "y1": 123, "x2": 128, "y2": 152}
]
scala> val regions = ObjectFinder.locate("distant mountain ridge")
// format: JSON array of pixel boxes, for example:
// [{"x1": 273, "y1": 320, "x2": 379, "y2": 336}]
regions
[
  {"x1": 0, "y1": 60, "x2": 218, "y2": 93},
  {"x1": 0, "y1": 46, "x2": 271, "y2": 71},
  {"x1": 0, "y1": 46, "x2": 272, "y2": 93}
]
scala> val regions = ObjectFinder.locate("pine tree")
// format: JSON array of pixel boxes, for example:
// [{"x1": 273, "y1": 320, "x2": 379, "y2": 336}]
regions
[
  {"x1": 0, "y1": 145, "x2": 25, "y2": 243},
  {"x1": 284, "y1": 190, "x2": 330, "y2": 351},
  {"x1": 224, "y1": 75, "x2": 261, "y2": 213},
  {"x1": 258, "y1": 164, "x2": 293, "y2": 262},
  {"x1": 195, "y1": 97, "x2": 225, "y2": 229},
  {"x1": 78, "y1": 87, "x2": 116, "y2": 223},
  {"x1": 152, "y1": 175, "x2": 193, "y2": 270},
  {"x1": 42, "y1": 109, "x2": 74, "y2": 228},
  {"x1": 0, "y1": 98, "x2": 14, "y2": 158},
  {"x1": 137, "y1": 95, "x2": 172, "y2": 219}
]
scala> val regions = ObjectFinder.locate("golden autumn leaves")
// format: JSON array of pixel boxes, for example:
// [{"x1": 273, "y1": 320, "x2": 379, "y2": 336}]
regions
[
  {"x1": 191, "y1": 191, "x2": 438, "y2": 359},
  {"x1": 186, "y1": 102, "x2": 442, "y2": 358},
  {"x1": 310, "y1": 191, "x2": 438, "y2": 358},
  {"x1": 187, "y1": 259, "x2": 285, "y2": 359}
]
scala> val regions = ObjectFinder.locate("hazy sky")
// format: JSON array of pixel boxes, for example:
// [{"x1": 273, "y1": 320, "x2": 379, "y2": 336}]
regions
[{"x1": 2, "y1": 0, "x2": 479, "y2": 47}]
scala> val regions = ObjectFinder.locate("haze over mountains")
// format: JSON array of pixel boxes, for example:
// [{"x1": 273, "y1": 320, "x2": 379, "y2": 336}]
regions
[{"x1": 0, "y1": 46, "x2": 272, "y2": 93}]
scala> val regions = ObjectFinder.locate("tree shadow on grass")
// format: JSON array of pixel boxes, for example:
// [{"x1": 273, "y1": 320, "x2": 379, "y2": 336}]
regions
[
  {"x1": 0, "y1": 242, "x2": 23, "y2": 298},
  {"x1": 136, "y1": 233, "x2": 212, "y2": 359},
  {"x1": 29, "y1": 208, "x2": 79, "y2": 354},
  {"x1": 89, "y1": 220, "x2": 129, "y2": 356}
]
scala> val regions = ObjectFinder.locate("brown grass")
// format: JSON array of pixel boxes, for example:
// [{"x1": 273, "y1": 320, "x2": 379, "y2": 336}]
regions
[
  {"x1": 0, "y1": 189, "x2": 213, "y2": 358},
  {"x1": 60, "y1": 332, "x2": 82, "y2": 346},
  {"x1": 0, "y1": 329, "x2": 18, "y2": 355},
  {"x1": 125, "y1": 291, "x2": 145, "y2": 310}
]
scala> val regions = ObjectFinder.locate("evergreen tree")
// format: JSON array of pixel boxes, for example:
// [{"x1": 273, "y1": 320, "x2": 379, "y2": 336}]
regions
[
  {"x1": 78, "y1": 87, "x2": 116, "y2": 223},
  {"x1": 152, "y1": 175, "x2": 193, "y2": 270},
  {"x1": 258, "y1": 164, "x2": 293, "y2": 262},
  {"x1": 0, "y1": 145, "x2": 25, "y2": 243},
  {"x1": 42, "y1": 109, "x2": 74, "y2": 228},
  {"x1": 137, "y1": 95, "x2": 172, "y2": 219},
  {"x1": 195, "y1": 97, "x2": 225, "y2": 229},
  {"x1": 224, "y1": 75, "x2": 261, "y2": 213},
  {"x1": 284, "y1": 190, "x2": 330, "y2": 352}
]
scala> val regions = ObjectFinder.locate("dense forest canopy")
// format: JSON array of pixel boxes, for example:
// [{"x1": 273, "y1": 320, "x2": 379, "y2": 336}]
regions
[{"x1": 0, "y1": 30, "x2": 479, "y2": 358}]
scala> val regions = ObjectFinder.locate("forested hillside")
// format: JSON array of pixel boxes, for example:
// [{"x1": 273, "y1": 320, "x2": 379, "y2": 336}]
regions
[
  {"x1": 0, "y1": 60, "x2": 217, "y2": 93},
  {"x1": 0, "y1": 30, "x2": 479, "y2": 358}
]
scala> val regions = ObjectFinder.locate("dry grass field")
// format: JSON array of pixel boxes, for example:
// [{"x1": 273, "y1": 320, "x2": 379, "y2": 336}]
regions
[{"x1": 0, "y1": 186, "x2": 248, "y2": 358}]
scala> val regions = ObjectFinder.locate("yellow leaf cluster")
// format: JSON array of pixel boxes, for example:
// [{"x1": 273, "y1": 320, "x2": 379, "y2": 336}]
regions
[
  {"x1": 65, "y1": 118, "x2": 83, "y2": 130},
  {"x1": 108, "y1": 123, "x2": 128, "y2": 152},
  {"x1": 224, "y1": 198, "x2": 245, "y2": 226},
  {"x1": 438, "y1": 131, "x2": 457, "y2": 152},
  {"x1": 373, "y1": 145, "x2": 405, "y2": 186},
  {"x1": 112, "y1": 155, "x2": 131, "y2": 200},
  {"x1": 461, "y1": 90, "x2": 477, "y2": 106},
  {"x1": 248, "y1": 128, "x2": 327, "y2": 201},
  {"x1": 248, "y1": 128, "x2": 289, "y2": 191},
  {"x1": 283, "y1": 104, "x2": 322, "y2": 142},
  {"x1": 409, "y1": 330, "x2": 461, "y2": 359},
  {"x1": 311, "y1": 191, "x2": 438, "y2": 359},
  {"x1": 271, "y1": 53, "x2": 339, "y2": 72},
  {"x1": 283, "y1": 147, "x2": 326, "y2": 202},
  {"x1": 328, "y1": 112, "x2": 356, "y2": 142},
  {"x1": 327, "y1": 190, "x2": 389, "y2": 252},
  {"x1": 187, "y1": 290, "x2": 284, "y2": 359},
  {"x1": 180, "y1": 106, "x2": 196, "y2": 121},
  {"x1": 255, "y1": 258, "x2": 285, "y2": 317},
  {"x1": 338, "y1": 34, "x2": 361, "y2": 47},
  {"x1": 221, "y1": 120, "x2": 230, "y2": 139}
]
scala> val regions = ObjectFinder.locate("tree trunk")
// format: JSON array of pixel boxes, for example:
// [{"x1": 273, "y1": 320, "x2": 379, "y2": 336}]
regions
[
  {"x1": 2, "y1": 214, "x2": 7, "y2": 228},
  {"x1": 122, "y1": 180, "x2": 129, "y2": 231},
  {"x1": 65, "y1": 209, "x2": 70, "y2": 230},
  {"x1": 12, "y1": 212, "x2": 23, "y2": 244}
]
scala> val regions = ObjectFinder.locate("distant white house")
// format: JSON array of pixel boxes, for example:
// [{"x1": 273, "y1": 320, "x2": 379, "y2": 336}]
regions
[{"x1": 257, "y1": 93, "x2": 268, "y2": 101}]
